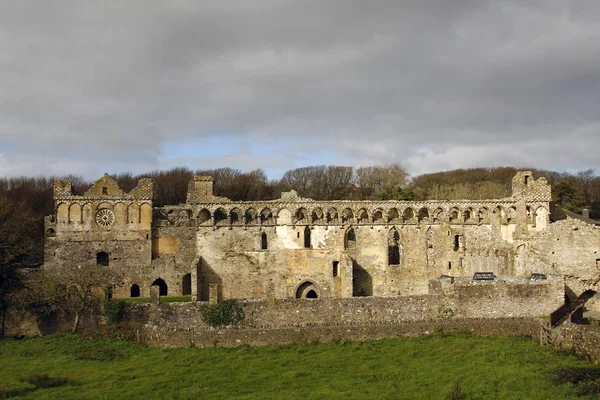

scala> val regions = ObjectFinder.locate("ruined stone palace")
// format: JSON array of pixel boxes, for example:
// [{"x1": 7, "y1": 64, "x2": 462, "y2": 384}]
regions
[{"x1": 44, "y1": 171, "x2": 600, "y2": 302}]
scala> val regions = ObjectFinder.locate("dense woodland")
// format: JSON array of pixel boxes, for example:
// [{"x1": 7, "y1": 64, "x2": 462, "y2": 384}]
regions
[{"x1": 0, "y1": 165, "x2": 599, "y2": 270}]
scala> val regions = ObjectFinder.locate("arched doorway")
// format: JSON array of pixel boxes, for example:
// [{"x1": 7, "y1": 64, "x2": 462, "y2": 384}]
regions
[
  {"x1": 295, "y1": 281, "x2": 319, "y2": 299},
  {"x1": 151, "y1": 278, "x2": 168, "y2": 296},
  {"x1": 130, "y1": 284, "x2": 140, "y2": 298},
  {"x1": 182, "y1": 274, "x2": 191, "y2": 296}
]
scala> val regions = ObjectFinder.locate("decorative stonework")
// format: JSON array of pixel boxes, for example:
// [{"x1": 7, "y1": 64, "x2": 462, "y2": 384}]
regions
[{"x1": 95, "y1": 209, "x2": 115, "y2": 227}]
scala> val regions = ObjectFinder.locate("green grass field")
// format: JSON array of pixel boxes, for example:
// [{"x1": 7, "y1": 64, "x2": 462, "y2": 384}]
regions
[{"x1": 0, "y1": 333, "x2": 597, "y2": 399}]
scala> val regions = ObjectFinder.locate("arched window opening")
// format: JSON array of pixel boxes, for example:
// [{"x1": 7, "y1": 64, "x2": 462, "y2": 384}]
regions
[
  {"x1": 296, "y1": 281, "x2": 319, "y2": 299},
  {"x1": 403, "y1": 208, "x2": 415, "y2": 223},
  {"x1": 260, "y1": 208, "x2": 273, "y2": 224},
  {"x1": 372, "y1": 210, "x2": 383, "y2": 223},
  {"x1": 213, "y1": 208, "x2": 227, "y2": 225},
  {"x1": 304, "y1": 226, "x2": 311, "y2": 248},
  {"x1": 388, "y1": 208, "x2": 400, "y2": 223},
  {"x1": 197, "y1": 209, "x2": 211, "y2": 225},
  {"x1": 311, "y1": 208, "x2": 323, "y2": 224},
  {"x1": 358, "y1": 209, "x2": 369, "y2": 224},
  {"x1": 345, "y1": 227, "x2": 356, "y2": 249},
  {"x1": 182, "y1": 273, "x2": 192, "y2": 296},
  {"x1": 96, "y1": 252, "x2": 109, "y2": 266},
  {"x1": 230, "y1": 208, "x2": 241, "y2": 225},
  {"x1": 261, "y1": 232, "x2": 268, "y2": 250},
  {"x1": 245, "y1": 208, "x2": 258, "y2": 225},
  {"x1": 327, "y1": 208, "x2": 338, "y2": 224},
  {"x1": 130, "y1": 284, "x2": 140, "y2": 298},
  {"x1": 418, "y1": 208, "x2": 429, "y2": 222},
  {"x1": 46, "y1": 228, "x2": 56, "y2": 237},
  {"x1": 388, "y1": 229, "x2": 400, "y2": 265},
  {"x1": 449, "y1": 210, "x2": 459, "y2": 223},
  {"x1": 151, "y1": 278, "x2": 168, "y2": 296},
  {"x1": 341, "y1": 209, "x2": 354, "y2": 224}
]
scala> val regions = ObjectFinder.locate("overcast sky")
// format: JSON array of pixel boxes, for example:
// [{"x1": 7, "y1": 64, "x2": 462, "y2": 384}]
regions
[{"x1": 1, "y1": 0, "x2": 600, "y2": 179}]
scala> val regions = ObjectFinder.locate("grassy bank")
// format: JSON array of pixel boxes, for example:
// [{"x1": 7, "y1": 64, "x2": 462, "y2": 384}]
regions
[{"x1": 0, "y1": 333, "x2": 596, "y2": 399}]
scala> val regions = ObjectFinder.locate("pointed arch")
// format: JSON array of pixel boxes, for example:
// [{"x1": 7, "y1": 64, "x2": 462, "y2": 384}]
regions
[
  {"x1": 432, "y1": 208, "x2": 444, "y2": 223},
  {"x1": 418, "y1": 207, "x2": 429, "y2": 223},
  {"x1": 277, "y1": 208, "x2": 292, "y2": 225},
  {"x1": 214, "y1": 208, "x2": 228, "y2": 225},
  {"x1": 478, "y1": 207, "x2": 489, "y2": 224},
  {"x1": 372, "y1": 209, "x2": 384, "y2": 223},
  {"x1": 230, "y1": 207, "x2": 242, "y2": 225},
  {"x1": 245, "y1": 207, "x2": 258, "y2": 225},
  {"x1": 260, "y1": 208, "x2": 273, "y2": 224},
  {"x1": 151, "y1": 278, "x2": 168, "y2": 296},
  {"x1": 449, "y1": 208, "x2": 460, "y2": 224},
  {"x1": 311, "y1": 207, "x2": 324, "y2": 224},
  {"x1": 506, "y1": 207, "x2": 517, "y2": 224},
  {"x1": 402, "y1": 208, "x2": 415, "y2": 223},
  {"x1": 387, "y1": 208, "x2": 400, "y2": 223},
  {"x1": 357, "y1": 209, "x2": 369, "y2": 224},
  {"x1": 197, "y1": 208, "x2": 211, "y2": 225},
  {"x1": 341, "y1": 208, "x2": 354, "y2": 224},
  {"x1": 295, "y1": 208, "x2": 308, "y2": 224},
  {"x1": 326, "y1": 207, "x2": 339, "y2": 224}
]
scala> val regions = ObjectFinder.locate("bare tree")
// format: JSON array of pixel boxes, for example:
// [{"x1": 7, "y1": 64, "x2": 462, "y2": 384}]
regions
[{"x1": 355, "y1": 164, "x2": 409, "y2": 200}]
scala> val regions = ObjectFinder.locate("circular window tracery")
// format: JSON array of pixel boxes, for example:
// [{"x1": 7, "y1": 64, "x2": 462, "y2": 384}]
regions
[{"x1": 95, "y1": 209, "x2": 115, "y2": 227}]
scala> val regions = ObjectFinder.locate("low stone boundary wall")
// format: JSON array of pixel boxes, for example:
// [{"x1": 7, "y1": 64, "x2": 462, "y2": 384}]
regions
[
  {"x1": 138, "y1": 317, "x2": 542, "y2": 348},
  {"x1": 552, "y1": 324, "x2": 600, "y2": 364}
]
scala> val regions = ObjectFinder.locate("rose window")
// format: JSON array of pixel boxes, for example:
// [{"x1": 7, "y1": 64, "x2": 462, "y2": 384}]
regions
[{"x1": 95, "y1": 209, "x2": 115, "y2": 227}]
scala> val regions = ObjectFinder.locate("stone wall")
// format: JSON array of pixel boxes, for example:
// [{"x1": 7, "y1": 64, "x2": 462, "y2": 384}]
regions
[
  {"x1": 124, "y1": 279, "x2": 561, "y2": 347},
  {"x1": 552, "y1": 323, "x2": 600, "y2": 364}
]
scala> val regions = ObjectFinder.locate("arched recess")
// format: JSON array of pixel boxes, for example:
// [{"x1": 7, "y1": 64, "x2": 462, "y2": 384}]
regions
[
  {"x1": 277, "y1": 208, "x2": 292, "y2": 225},
  {"x1": 295, "y1": 281, "x2": 320, "y2": 299},
  {"x1": 526, "y1": 206, "x2": 534, "y2": 224},
  {"x1": 372, "y1": 209, "x2": 384, "y2": 223},
  {"x1": 535, "y1": 207, "x2": 548, "y2": 229},
  {"x1": 341, "y1": 208, "x2": 354, "y2": 224},
  {"x1": 492, "y1": 206, "x2": 505, "y2": 225},
  {"x1": 303, "y1": 226, "x2": 311, "y2": 248},
  {"x1": 261, "y1": 208, "x2": 273, "y2": 224},
  {"x1": 311, "y1": 208, "x2": 324, "y2": 224},
  {"x1": 197, "y1": 209, "x2": 211, "y2": 225},
  {"x1": 140, "y1": 204, "x2": 152, "y2": 229},
  {"x1": 388, "y1": 208, "x2": 400, "y2": 223},
  {"x1": 214, "y1": 208, "x2": 228, "y2": 225},
  {"x1": 326, "y1": 208, "x2": 338, "y2": 224},
  {"x1": 230, "y1": 208, "x2": 242, "y2": 225},
  {"x1": 57, "y1": 203, "x2": 68, "y2": 224},
  {"x1": 46, "y1": 228, "x2": 56, "y2": 237},
  {"x1": 352, "y1": 260, "x2": 372, "y2": 297},
  {"x1": 114, "y1": 202, "x2": 127, "y2": 226},
  {"x1": 128, "y1": 203, "x2": 140, "y2": 224},
  {"x1": 151, "y1": 278, "x2": 168, "y2": 296},
  {"x1": 357, "y1": 209, "x2": 369, "y2": 224},
  {"x1": 295, "y1": 208, "x2": 308, "y2": 224},
  {"x1": 345, "y1": 227, "x2": 356, "y2": 249},
  {"x1": 402, "y1": 208, "x2": 415, "y2": 224},
  {"x1": 69, "y1": 203, "x2": 81, "y2": 223},
  {"x1": 130, "y1": 284, "x2": 140, "y2": 298},
  {"x1": 418, "y1": 208, "x2": 429, "y2": 223},
  {"x1": 245, "y1": 208, "x2": 259, "y2": 225},
  {"x1": 449, "y1": 208, "x2": 460, "y2": 224},
  {"x1": 388, "y1": 228, "x2": 400, "y2": 265},
  {"x1": 463, "y1": 208, "x2": 474, "y2": 223},
  {"x1": 182, "y1": 273, "x2": 192, "y2": 296},
  {"x1": 432, "y1": 208, "x2": 444, "y2": 223}
]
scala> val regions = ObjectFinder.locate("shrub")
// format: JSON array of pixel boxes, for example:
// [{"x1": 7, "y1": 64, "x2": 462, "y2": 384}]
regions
[
  {"x1": 200, "y1": 300, "x2": 244, "y2": 327},
  {"x1": 104, "y1": 300, "x2": 126, "y2": 324}
]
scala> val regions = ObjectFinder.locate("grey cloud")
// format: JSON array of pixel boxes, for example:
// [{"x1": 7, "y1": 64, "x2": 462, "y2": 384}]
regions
[{"x1": 1, "y1": 0, "x2": 600, "y2": 178}]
